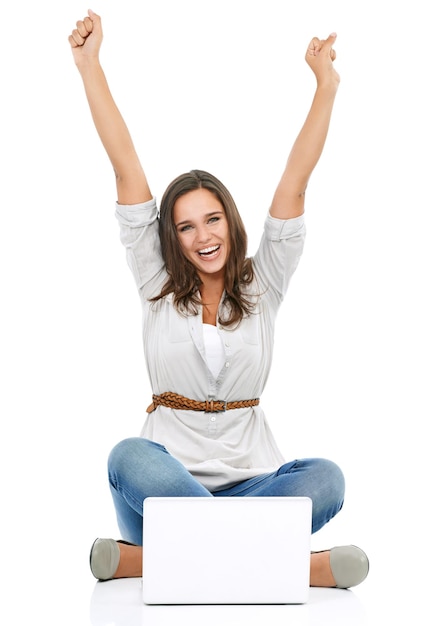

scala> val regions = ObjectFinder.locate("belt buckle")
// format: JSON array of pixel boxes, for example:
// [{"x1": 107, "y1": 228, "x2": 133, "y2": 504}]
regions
[{"x1": 205, "y1": 399, "x2": 227, "y2": 412}]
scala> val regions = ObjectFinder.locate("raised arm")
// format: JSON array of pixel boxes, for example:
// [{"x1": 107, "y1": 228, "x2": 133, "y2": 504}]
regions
[
  {"x1": 270, "y1": 34, "x2": 340, "y2": 219},
  {"x1": 68, "y1": 10, "x2": 152, "y2": 205}
]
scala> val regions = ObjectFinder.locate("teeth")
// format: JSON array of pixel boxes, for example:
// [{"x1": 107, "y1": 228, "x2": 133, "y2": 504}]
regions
[{"x1": 199, "y1": 245, "x2": 219, "y2": 255}]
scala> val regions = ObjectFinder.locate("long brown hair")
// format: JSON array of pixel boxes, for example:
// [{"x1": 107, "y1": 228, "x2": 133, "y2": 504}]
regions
[{"x1": 151, "y1": 170, "x2": 256, "y2": 327}]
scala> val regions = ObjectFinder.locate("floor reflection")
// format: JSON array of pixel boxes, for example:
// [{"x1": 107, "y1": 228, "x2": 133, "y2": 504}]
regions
[{"x1": 90, "y1": 578, "x2": 368, "y2": 626}]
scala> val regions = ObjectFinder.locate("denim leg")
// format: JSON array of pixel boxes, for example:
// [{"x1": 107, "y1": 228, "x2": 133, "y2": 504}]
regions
[
  {"x1": 213, "y1": 458, "x2": 345, "y2": 534},
  {"x1": 108, "y1": 437, "x2": 212, "y2": 544}
]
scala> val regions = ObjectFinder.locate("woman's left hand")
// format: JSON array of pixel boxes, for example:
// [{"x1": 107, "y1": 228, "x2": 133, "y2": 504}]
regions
[{"x1": 305, "y1": 33, "x2": 340, "y2": 88}]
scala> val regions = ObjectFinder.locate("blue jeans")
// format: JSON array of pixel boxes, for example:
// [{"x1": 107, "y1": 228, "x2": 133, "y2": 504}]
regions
[{"x1": 108, "y1": 437, "x2": 345, "y2": 545}]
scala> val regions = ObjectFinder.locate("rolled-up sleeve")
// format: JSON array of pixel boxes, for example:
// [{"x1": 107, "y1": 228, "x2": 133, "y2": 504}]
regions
[
  {"x1": 115, "y1": 198, "x2": 167, "y2": 298},
  {"x1": 253, "y1": 213, "x2": 306, "y2": 304}
]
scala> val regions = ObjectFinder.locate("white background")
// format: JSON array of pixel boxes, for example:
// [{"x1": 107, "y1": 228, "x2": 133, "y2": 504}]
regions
[{"x1": 1, "y1": 1, "x2": 446, "y2": 623}]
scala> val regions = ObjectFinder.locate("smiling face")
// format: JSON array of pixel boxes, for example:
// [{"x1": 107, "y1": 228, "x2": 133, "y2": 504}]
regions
[{"x1": 173, "y1": 188, "x2": 230, "y2": 281}]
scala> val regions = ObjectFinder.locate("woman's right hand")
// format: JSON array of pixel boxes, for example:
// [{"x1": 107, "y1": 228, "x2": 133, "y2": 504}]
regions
[
  {"x1": 68, "y1": 9, "x2": 103, "y2": 67},
  {"x1": 67, "y1": 9, "x2": 153, "y2": 205}
]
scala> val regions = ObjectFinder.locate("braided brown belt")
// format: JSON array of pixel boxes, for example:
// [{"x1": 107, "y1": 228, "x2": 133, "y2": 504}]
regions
[{"x1": 146, "y1": 392, "x2": 260, "y2": 414}]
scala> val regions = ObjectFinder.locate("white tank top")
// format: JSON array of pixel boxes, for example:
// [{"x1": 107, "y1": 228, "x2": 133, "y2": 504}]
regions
[{"x1": 203, "y1": 323, "x2": 225, "y2": 378}]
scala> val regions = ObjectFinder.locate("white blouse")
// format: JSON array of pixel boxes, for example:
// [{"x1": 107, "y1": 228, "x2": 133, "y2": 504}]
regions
[{"x1": 115, "y1": 198, "x2": 306, "y2": 491}]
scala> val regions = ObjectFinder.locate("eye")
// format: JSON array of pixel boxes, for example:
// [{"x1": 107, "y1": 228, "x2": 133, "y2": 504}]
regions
[
  {"x1": 208, "y1": 216, "x2": 220, "y2": 224},
  {"x1": 179, "y1": 224, "x2": 193, "y2": 232}
]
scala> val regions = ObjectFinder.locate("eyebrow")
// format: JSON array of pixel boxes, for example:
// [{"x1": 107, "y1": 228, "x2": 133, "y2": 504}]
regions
[{"x1": 175, "y1": 210, "x2": 224, "y2": 228}]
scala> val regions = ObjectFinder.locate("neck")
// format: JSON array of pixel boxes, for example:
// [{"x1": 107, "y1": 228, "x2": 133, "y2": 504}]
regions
[
  {"x1": 199, "y1": 272, "x2": 224, "y2": 298},
  {"x1": 199, "y1": 275, "x2": 224, "y2": 326}
]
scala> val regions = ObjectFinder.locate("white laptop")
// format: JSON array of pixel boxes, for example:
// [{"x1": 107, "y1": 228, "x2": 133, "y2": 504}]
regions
[{"x1": 142, "y1": 496, "x2": 312, "y2": 605}]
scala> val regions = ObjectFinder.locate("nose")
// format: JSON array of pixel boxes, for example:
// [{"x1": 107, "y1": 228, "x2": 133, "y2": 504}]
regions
[{"x1": 196, "y1": 224, "x2": 211, "y2": 243}]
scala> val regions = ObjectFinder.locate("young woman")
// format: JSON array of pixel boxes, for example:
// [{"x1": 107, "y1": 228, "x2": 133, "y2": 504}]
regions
[{"x1": 69, "y1": 10, "x2": 369, "y2": 589}]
